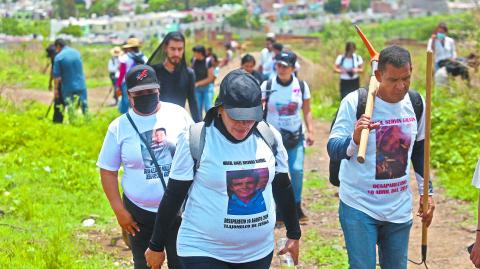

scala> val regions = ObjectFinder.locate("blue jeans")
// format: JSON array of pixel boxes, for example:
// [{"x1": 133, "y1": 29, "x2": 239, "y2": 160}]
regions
[
  {"x1": 339, "y1": 201, "x2": 412, "y2": 269},
  {"x1": 195, "y1": 85, "x2": 214, "y2": 118},
  {"x1": 286, "y1": 137, "x2": 304, "y2": 203},
  {"x1": 118, "y1": 82, "x2": 130, "y2": 114},
  {"x1": 63, "y1": 89, "x2": 88, "y2": 114}
]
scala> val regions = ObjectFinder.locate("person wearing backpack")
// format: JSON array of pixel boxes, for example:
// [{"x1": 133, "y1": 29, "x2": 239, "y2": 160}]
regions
[
  {"x1": 116, "y1": 37, "x2": 148, "y2": 114},
  {"x1": 261, "y1": 51, "x2": 314, "y2": 224},
  {"x1": 144, "y1": 69, "x2": 301, "y2": 269},
  {"x1": 98, "y1": 65, "x2": 193, "y2": 269},
  {"x1": 147, "y1": 32, "x2": 201, "y2": 123},
  {"x1": 192, "y1": 45, "x2": 215, "y2": 118},
  {"x1": 334, "y1": 42, "x2": 364, "y2": 100},
  {"x1": 327, "y1": 45, "x2": 435, "y2": 269}
]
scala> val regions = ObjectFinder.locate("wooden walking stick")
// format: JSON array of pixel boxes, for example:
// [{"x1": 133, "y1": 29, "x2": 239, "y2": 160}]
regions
[
  {"x1": 354, "y1": 25, "x2": 379, "y2": 163},
  {"x1": 421, "y1": 50, "x2": 433, "y2": 266}
]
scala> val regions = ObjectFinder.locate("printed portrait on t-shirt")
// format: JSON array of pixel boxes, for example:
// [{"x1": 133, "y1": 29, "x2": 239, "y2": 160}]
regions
[
  {"x1": 275, "y1": 102, "x2": 299, "y2": 116},
  {"x1": 140, "y1": 127, "x2": 176, "y2": 182},
  {"x1": 375, "y1": 125, "x2": 411, "y2": 179},
  {"x1": 226, "y1": 168, "x2": 269, "y2": 215}
]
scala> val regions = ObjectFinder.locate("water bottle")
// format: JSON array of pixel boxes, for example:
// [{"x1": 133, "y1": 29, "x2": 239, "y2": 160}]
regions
[{"x1": 277, "y1": 237, "x2": 296, "y2": 269}]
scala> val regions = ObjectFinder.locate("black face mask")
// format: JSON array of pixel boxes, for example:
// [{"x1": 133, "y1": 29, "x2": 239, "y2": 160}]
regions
[{"x1": 132, "y1": 93, "x2": 159, "y2": 114}]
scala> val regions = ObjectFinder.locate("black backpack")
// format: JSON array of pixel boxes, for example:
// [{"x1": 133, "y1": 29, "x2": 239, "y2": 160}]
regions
[
  {"x1": 328, "y1": 88, "x2": 424, "y2": 187},
  {"x1": 263, "y1": 78, "x2": 305, "y2": 120}
]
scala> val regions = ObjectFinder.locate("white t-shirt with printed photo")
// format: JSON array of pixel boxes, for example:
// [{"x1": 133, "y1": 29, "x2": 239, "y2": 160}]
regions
[
  {"x1": 335, "y1": 53, "x2": 363, "y2": 80},
  {"x1": 170, "y1": 123, "x2": 289, "y2": 263},
  {"x1": 261, "y1": 77, "x2": 311, "y2": 133},
  {"x1": 329, "y1": 92, "x2": 426, "y2": 223},
  {"x1": 96, "y1": 102, "x2": 194, "y2": 212}
]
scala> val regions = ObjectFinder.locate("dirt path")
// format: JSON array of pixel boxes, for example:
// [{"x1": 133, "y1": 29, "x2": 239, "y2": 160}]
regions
[{"x1": 1, "y1": 54, "x2": 476, "y2": 268}]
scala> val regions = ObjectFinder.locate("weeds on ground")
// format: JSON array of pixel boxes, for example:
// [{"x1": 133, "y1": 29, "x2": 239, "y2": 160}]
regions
[{"x1": 0, "y1": 99, "x2": 118, "y2": 268}]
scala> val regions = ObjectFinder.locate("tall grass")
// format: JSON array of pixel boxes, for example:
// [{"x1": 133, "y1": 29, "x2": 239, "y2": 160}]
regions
[{"x1": 0, "y1": 99, "x2": 119, "y2": 268}]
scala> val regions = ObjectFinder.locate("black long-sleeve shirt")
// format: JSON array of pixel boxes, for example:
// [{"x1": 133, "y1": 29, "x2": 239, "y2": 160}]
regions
[
  {"x1": 149, "y1": 117, "x2": 301, "y2": 252},
  {"x1": 153, "y1": 64, "x2": 201, "y2": 122}
]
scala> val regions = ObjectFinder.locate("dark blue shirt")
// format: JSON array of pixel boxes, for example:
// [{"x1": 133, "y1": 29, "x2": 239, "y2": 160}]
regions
[{"x1": 53, "y1": 46, "x2": 86, "y2": 94}]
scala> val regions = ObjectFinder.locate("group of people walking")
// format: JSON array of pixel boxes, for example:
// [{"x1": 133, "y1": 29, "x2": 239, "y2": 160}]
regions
[
  {"x1": 93, "y1": 24, "x2": 457, "y2": 268},
  {"x1": 97, "y1": 31, "x2": 312, "y2": 269}
]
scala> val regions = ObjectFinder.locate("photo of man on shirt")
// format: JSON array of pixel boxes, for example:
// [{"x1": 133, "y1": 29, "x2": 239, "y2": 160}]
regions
[
  {"x1": 376, "y1": 124, "x2": 412, "y2": 179},
  {"x1": 140, "y1": 128, "x2": 176, "y2": 180},
  {"x1": 227, "y1": 168, "x2": 268, "y2": 215}
]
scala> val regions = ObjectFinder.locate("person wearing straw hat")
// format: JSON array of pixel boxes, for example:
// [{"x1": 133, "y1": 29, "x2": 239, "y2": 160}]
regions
[
  {"x1": 108, "y1": 46, "x2": 122, "y2": 105},
  {"x1": 328, "y1": 45, "x2": 435, "y2": 269},
  {"x1": 98, "y1": 64, "x2": 192, "y2": 269},
  {"x1": 116, "y1": 37, "x2": 148, "y2": 114},
  {"x1": 144, "y1": 69, "x2": 301, "y2": 269}
]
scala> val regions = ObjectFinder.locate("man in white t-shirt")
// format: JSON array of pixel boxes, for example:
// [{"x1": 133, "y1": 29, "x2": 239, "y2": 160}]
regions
[
  {"x1": 427, "y1": 22, "x2": 457, "y2": 71},
  {"x1": 469, "y1": 159, "x2": 480, "y2": 268},
  {"x1": 328, "y1": 45, "x2": 435, "y2": 269},
  {"x1": 97, "y1": 64, "x2": 193, "y2": 269},
  {"x1": 259, "y1": 35, "x2": 276, "y2": 81}
]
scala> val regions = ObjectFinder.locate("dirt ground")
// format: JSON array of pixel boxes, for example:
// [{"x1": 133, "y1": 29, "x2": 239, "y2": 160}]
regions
[{"x1": 1, "y1": 52, "x2": 477, "y2": 269}]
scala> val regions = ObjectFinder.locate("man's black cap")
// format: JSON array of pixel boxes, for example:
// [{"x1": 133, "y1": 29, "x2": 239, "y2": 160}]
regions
[
  {"x1": 276, "y1": 51, "x2": 297, "y2": 67},
  {"x1": 213, "y1": 69, "x2": 263, "y2": 122},
  {"x1": 126, "y1": 64, "x2": 160, "y2": 93}
]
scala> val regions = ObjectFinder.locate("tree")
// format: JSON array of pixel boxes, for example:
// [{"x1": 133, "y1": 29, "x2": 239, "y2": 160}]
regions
[
  {"x1": 324, "y1": 0, "x2": 342, "y2": 14},
  {"x1": 53, "y1": 0, "x2": 77, "y2": 19},
  {"x1": 89, "y1": 0, "x2": 120, "y2": 16},
  {"x1": 225, "y1": 8, "x2": 262, "y2": 30},
  {"x1": 148, "y1": 0, "x2": 184, "y2": 12},
  {"x1": 59, "y1": 25, "x2": 83, "y2": 37},
  {"x1": 348, "y1": 0, "x2": 371, "y2": 12},
  {"x1": 226, "y1": 8, "x2": 248, "y2": 28}
]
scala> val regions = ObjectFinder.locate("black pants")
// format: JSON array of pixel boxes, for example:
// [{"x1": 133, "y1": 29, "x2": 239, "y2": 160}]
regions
[
  {"x1": 53, "y1": 85, "x2": 65, "y2": 123},
  {"x1": 123, "y1": 196, "x2": 183, "y2": 269},
  {"x1": 340, "y1": 78, "x2": 360, "y2": 100},
  {"x1": 180, "y1": 252, "x2": 273, "y2": 269}
]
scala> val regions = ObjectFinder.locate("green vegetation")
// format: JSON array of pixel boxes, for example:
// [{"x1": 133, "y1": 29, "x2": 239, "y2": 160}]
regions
[
  {"x1": 226, "y1": 8, "x2": 262, "y2": 30},
  {"x1": 59, "y1": 25, "x2": 83, "y2": 38},
  {"x1": 431, "y1": 85, "x2": 480, "y2": 202},
  {"x1": 301, "y1": 173, "x2": 349, "y2": 268},
  {"x1": 0, "y1": 100, "x2": 118, "y2": 268},
  {"x1": 0, "y1": 18, "x2": 50, "y2": 37}
]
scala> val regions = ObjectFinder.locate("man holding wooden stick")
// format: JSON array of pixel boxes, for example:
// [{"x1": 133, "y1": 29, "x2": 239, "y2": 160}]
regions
[{"x1": 328, "y1": 45, "x2": 435, "y2": 269}]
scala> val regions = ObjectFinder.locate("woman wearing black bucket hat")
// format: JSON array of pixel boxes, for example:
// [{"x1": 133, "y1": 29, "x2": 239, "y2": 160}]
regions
[
  {"x1": 145, "y1": 69, "x2": 301, "y2": 269},
  {"x1": 97, "y1": 64, "x2": 193, "y2": 269}
]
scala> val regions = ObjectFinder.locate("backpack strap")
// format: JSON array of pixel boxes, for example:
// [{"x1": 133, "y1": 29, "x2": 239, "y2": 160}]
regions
[
  {"x1": 263, "y1": 79, "x2": 273, "y2": 120},
  {"x1": 189, "y1": 122, "x2": 206, "y2": 172},
  {"x1": 126, "y1": 112, "x2": 167, "y2": 190},
  {"x1": 356, "y1": 87, "x2": 368, "y2": 120},
  {"x1": 407, "y1": 90, "x2": 424, "y2": 123},
  {"x1": 299, "y1": 79, "x2": 305, "y2": 100},
  {"x1": 339, "y1": 55, "x2": 345, "y2": 67},
  {"x1": 255, "y1": 121, "x2": 278, "y2": 157}
]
